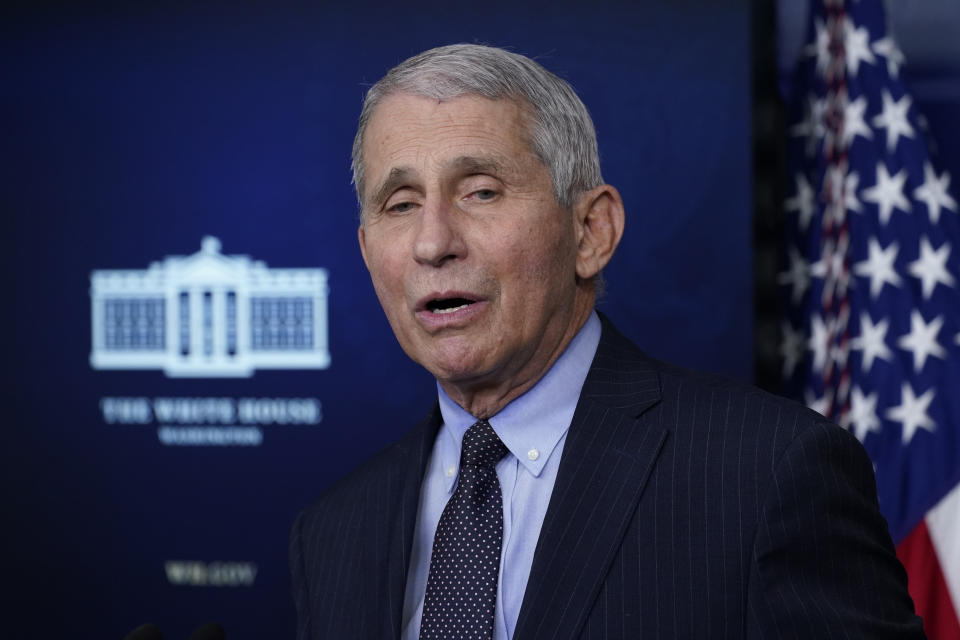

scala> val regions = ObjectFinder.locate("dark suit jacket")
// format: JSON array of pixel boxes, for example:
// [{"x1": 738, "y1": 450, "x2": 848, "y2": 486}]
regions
[{"x1": 290, "y1": 317, "x2": 925, "y2": 639}]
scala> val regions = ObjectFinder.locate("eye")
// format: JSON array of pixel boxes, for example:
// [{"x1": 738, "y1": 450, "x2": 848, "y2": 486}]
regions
[
  {"x1": 473, "y1": 189, "x2": 497, "y2": 200},
  {"x1": 387, "y1": 201, "x2": 416, "y2": 214}
]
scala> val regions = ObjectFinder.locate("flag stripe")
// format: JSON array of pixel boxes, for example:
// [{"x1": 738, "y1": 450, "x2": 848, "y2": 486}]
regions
[
  {"x1": 896, "y1": 519, "x2": 960, "y2": 637},
  {"x1": 927, "y1": 482, "x2": 960, "y2": 618}
]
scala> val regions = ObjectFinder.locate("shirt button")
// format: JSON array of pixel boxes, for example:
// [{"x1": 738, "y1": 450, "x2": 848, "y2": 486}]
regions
[
  {"x1": 445, "y1": 466, "x2": 455, "y2": 477},
  {"x1": 527, "y1": 449, "x2": 540, "y2": 461}
]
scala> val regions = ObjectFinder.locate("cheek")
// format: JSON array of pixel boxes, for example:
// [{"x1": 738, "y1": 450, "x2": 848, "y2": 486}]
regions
[
  {"x1": 367, "y1": 256, "x2": 405, "y2": 312},
  {"x1": 510, "y1": 224, "x2": 575, "y2": 287}
]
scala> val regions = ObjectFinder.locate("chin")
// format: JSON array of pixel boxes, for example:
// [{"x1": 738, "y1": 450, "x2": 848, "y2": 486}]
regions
[{"x1": 424, "y1": 359, "x2": 483, "y2": 384}]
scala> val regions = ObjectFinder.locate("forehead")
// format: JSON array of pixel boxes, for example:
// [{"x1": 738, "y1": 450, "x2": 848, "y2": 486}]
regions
[{"x1": 361, "y1": 93, "x2": 534, "y2": 189}]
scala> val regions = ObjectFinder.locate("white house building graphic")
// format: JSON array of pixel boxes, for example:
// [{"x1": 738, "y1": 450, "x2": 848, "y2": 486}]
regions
[{"x1": 90, "y1": 237, "x2": 330, "y2": 377}]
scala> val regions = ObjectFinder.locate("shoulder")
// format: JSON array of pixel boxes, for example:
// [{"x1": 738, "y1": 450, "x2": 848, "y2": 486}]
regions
[
  {"x1": 598, "y1": 316, "x2": 853, "y2": 472},
  {"x1": 298, "y1": 441, "x2": 403, "y2": 519}
]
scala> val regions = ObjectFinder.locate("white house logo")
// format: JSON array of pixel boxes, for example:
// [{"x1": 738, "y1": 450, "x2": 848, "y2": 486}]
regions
[{"x1": 90, "y1": 236, "x2": 330, "y2": 377}]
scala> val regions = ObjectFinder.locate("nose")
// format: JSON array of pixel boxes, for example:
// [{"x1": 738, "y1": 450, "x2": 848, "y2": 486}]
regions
[{"x1": 413, "y1": 198, "x2": 465, "y2": 267}]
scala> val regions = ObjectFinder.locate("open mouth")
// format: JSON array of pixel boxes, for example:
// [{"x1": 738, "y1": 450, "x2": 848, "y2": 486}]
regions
[{"x1": 426, "y1": 297, "x2": 476, "y2": 314}]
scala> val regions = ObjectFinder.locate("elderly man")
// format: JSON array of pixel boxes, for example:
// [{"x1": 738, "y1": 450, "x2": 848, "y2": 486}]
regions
[{"x1": 290, "y1": 44, "x2": 924, "y2": 639}]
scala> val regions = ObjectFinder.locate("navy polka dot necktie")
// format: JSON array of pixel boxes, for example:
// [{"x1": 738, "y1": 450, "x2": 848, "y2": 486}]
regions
[{"x1": 420, "y1": 419, "x2": 509, "y2": 640}]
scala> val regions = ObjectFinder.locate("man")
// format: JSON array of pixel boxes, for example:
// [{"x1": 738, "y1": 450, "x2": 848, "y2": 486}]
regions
[{"x1": 290, "y1": 44, "x2": 925, "y2": 639}]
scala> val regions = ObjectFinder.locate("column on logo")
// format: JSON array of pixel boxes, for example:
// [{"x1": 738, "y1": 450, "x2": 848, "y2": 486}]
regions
[
  {"x1": 236, "y1": 282, "x2": 250, "y2": 361},
  {"x1": 164, "y1": 284, "x2": 178, "y2": 361},
  {"x1": 212, "y1": 287, "x2": 227, "y2": 362},
  {"x1": 190, "y1": 287, "x2": 204, "y2": 361},
  {"x1": 91, "y1": 288, "x2": 105, "y2": 353}
]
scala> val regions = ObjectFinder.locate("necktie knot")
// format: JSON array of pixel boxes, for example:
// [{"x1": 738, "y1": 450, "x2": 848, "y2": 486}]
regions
[{"x1": 461, "y1": 419, "x2": 509, "y2": 469}]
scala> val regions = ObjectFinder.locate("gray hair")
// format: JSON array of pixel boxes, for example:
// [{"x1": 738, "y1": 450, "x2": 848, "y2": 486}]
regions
[{"x1": 351, "y1": 44, "x2": 603, "y2": 215}]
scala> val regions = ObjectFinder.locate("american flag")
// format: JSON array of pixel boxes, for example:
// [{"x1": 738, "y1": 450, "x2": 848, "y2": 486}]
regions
[{"x1": 781, "y1": 0, "x2": 960, "y2": 636}]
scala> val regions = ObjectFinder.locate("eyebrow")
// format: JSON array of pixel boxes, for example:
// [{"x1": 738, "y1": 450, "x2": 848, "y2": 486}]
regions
[
  {"x1": 368, "y1": 167, "x2": 414, "y2": 210},
  {"x1": 366, "y1": 155, "x2": 511, "y2": 209},
  {"x1": 449, "y1": 155, "x2": 507, "y2": 177}
]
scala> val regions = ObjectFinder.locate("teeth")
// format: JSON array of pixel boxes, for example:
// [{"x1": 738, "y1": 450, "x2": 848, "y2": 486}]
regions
[{"x1": 434, "y1": 303, "x2": 470, "y2": 314}]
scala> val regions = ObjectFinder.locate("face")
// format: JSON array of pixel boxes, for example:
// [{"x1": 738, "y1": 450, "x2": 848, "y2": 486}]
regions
[{"x1": 358, "y1": 93, "x2": 595, "y2": 410}]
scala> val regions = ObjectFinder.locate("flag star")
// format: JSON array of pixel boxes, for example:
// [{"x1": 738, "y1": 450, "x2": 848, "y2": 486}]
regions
[
  {"x1": 778, "y1": 246, "x2": 810, "y2": 304},
  {"x1": 805, "y1": 17, "x2": 832, "y2": 77},
  {"x1": 844, "y1": 171, "x2": 863, "y2": 215},
  {"x1": 872, "y1": 90, "x2": 915, "y2": 152},
  {"x1": 824, "y1": 167, "x2": 853, "y2": 224},
  {"x1": 862, "y1": 162, "x2": 910, "y2": 225},
  {"x1": 844, "y1": 19, "x2": 877, "y2": 76},
  {"x1": 872, "y1": 36, "x2": 905, "y2": 78},
  {"x1": 885, "y1": 383, "x2": 936, "y2": 444},
  {"x1": 913, "y1": 163, "x2": 957, "y2": 224},
  {"x1": 842, "y1": 96, "x2": 873, "y2": 146},
  {"x1": 780, "y1": 321, "x2": 805, "y2": 377},
  {"x1": 791, "y1": 97, "x2": 827, "y2": 157},
  {"x1": 829, "y1": 341, "x2": 850, "y2": 370},
  {"x1": 810, "y1": 237, "x2": 848, "y2": 289},
  {"x1": 785, "y1": 173, "x2": 816, "y2": 231},
  {"x1": 851, "y1": 312, "x2": 893, "y2": 372},
  {"x1": 908, "y1": 236, "x2": 955, "y2": 299},
  {"x1": 809, "y1": 237, "x2": 832, "y2": 280},
  {"x1": 853, "y1": 237, "x2": 902, "y2": 297},
  {"x1": 808, "y1": 314, "x2": 830, "y2": 373},
  {"x1": 897, "y1": 310, "x2": 946, "y2": 372},
  {"x1": 805, "y1": 388, "x2": 832, "y2": 418},
  {"x1": 849, "y1": 387, "x2": 882, "y2": 442}
]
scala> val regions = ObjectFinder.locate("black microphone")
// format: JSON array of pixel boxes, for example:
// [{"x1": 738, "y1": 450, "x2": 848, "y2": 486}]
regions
[
  {"x1": 188, "y1": 622, "x2": 226, "y2": 640},
  {"x1": 123, "y1": 623, "x2": 163, "y2": 640}
]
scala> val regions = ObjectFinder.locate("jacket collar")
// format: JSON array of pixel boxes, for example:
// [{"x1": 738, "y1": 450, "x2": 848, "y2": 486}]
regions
[{"x1": 513, "y1": 314, "x2": 668, "y2": 640}]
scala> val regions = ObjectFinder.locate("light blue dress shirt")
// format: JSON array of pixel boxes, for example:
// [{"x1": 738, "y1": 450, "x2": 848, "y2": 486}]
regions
[{"x1": 401, "y1": 312, "x2": 602, "y2": 640}]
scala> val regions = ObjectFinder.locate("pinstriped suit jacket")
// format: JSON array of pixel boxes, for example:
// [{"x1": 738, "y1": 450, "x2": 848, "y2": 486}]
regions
[{"x1": 290, "y1": 317, "x2": 925, "y2": 639}]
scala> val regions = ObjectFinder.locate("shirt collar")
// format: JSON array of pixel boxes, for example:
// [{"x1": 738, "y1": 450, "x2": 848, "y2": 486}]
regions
[{"x1": 436, "y1": 311, "x2": 602, "y2": 492}]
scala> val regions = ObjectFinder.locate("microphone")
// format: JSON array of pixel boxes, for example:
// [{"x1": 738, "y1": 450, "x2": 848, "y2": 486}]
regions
[
  {"x1": 188, "y1": 622, "x2": 226, "y2": 640},
  {"x1": 123, "y1": 623, "x2": 163, "y2": 640}
]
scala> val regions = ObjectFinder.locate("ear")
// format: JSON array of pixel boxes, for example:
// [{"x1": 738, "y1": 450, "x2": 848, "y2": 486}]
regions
[
  {"x1": 358, "y1": 224, "x2": 370, "y2": 270},
  {"x1": 573, "y1": 184, "x2": 625, "y2": 280}
]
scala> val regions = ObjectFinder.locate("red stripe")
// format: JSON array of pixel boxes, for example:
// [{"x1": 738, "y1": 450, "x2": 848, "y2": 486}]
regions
[{"x1": 896, "y1": 520, "x2": 960, "y2": 639}]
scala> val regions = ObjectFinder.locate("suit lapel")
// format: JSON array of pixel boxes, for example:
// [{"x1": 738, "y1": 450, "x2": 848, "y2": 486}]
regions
[
  {"x1": 381, "y1": 404, "x2": 442, "y2": 639},
  {"x1": 514, "y1": 318, "x2": 669, "y2": 640}
]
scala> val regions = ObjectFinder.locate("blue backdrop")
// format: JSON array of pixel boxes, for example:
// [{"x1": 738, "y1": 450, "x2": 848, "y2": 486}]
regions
[{"x1": 2, "y1": 2, "x2": 751, "y2": 638}]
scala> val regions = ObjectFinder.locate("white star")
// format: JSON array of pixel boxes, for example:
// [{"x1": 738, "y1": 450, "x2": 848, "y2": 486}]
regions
[
  {"x1": 844, "y1": 171, "x2": 863, "y2": 215},
  {"x1": 872, "y1": 36, "x2": 905, "y2": 78},
  {"x1": 778, "y1": 246, "x2": 810, "y2": 304},
  {"x1": 791, "y1": 97, "x2": 827, "y2": 157},
  {"x1": 808, "y1": 314, "x2": 830, "y2": 374},
  {"x1": 780, "y1": 321, "x2": 805, "y2": 377},
  {"x1": 914, "y1": 163, "x2": 958, "y2": 224},
  {"x1": 842, "y1": 96, "x2": 873, "y2": 146},
  {"x1": 851, "y1": 312, "x2": 893, "y2": 372},
  {"x1": 810, "y1": 237, "x2": 850, "y2": 299},
  {"x1": 872, "y1": 90, "x2": 915, "y2": 152},
  {"x1": 810, "y1": 237, "x2": 834, "y2": 280},
  {"x1": 862, "y1": 162, "x2": 910, "y2": 225},
  {"x1": 885, "y1": 382, "x2": 936, "y2": 444},
  {"x1": 908, "y1": 236, "x2": 955, "y2": 299},
  {"x1": 853, "y1": 237, "x2": 902, "y2": 297},
  {"x1": 897, "y1": 310, "x2": 946, "y2": 372},
  {"x1": 785, "y1": 173, "x2": 816, "y2": 231},
  {"x1": 844, "y1": 19, "x2": 877, "y2": 76},
  {"x1": 849, "y1": 387, "x2": 882, "y2": 442},
  {"x1": 824, "y1": 167, "x2": 856, "y2": 224},
  {"x1": 805, "y1": 17, "x2": 832, "y2": 77},
  {"x1": 805, "y1": 388, "x2": 833, "y2": 418}
]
